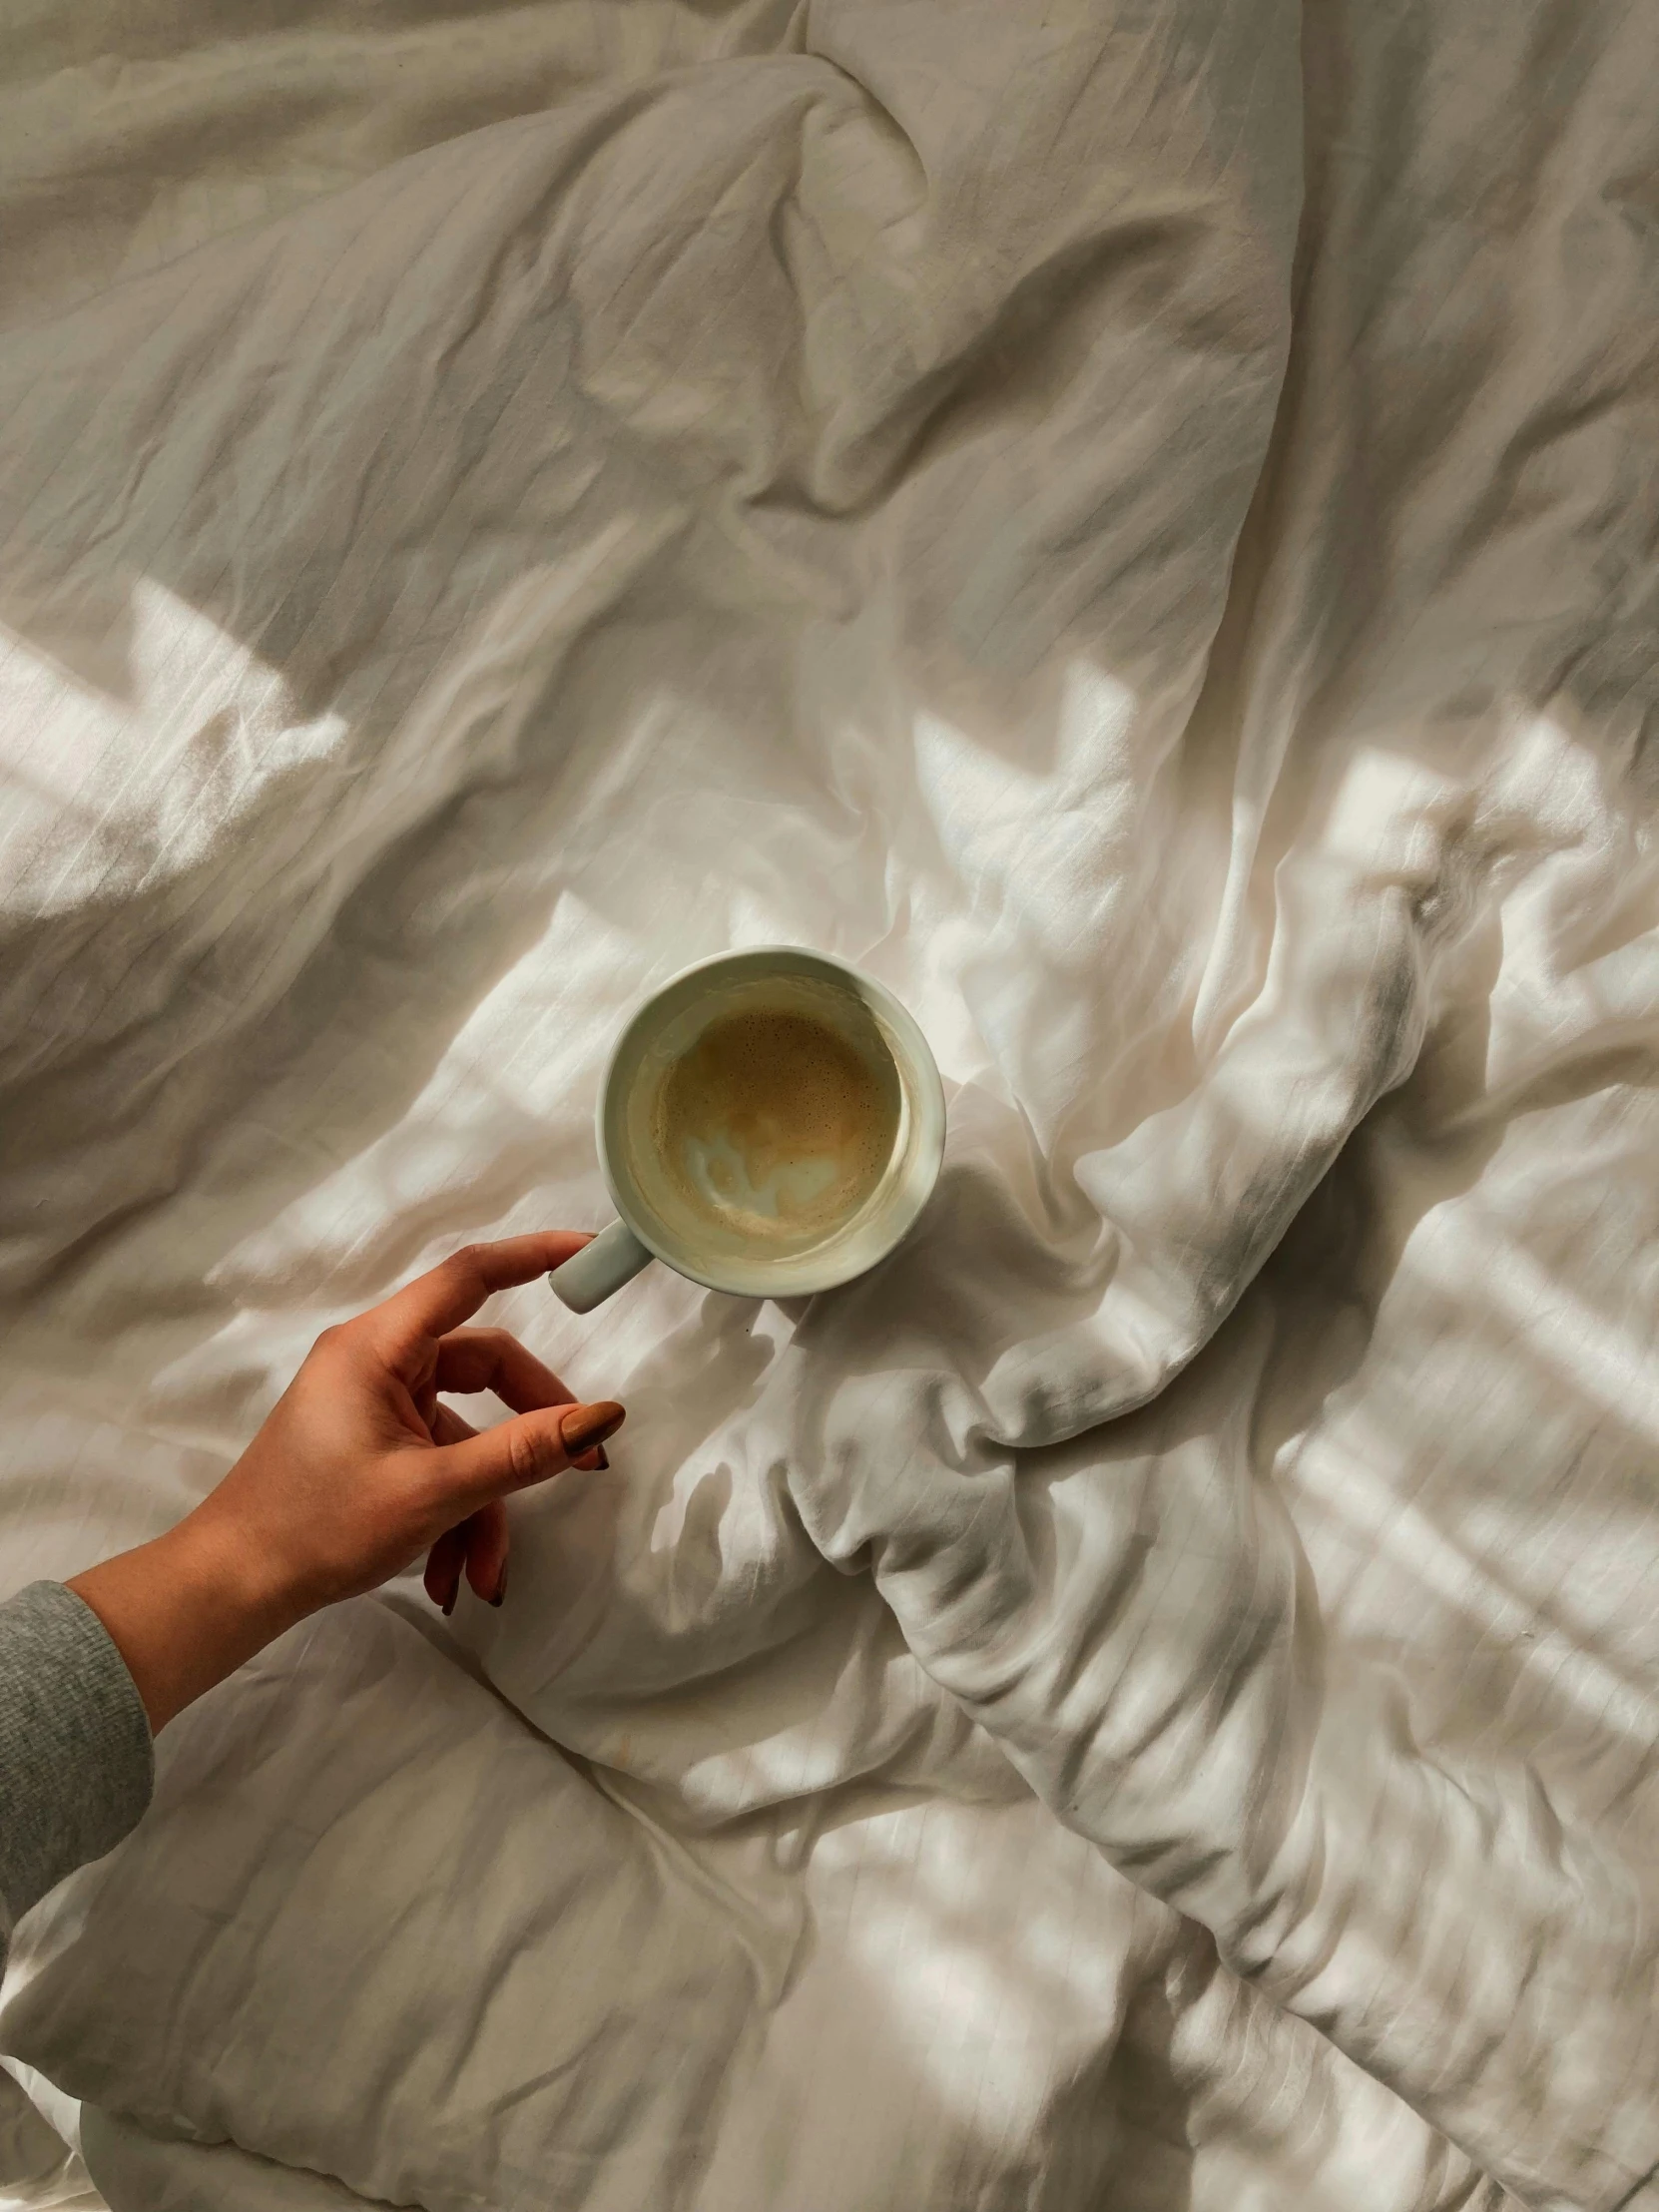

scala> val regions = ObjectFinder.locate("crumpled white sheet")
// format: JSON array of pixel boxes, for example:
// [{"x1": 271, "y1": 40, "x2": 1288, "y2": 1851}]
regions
[{"x1": 2, "y1": 1, "x2": 1658, "y2": 2208}]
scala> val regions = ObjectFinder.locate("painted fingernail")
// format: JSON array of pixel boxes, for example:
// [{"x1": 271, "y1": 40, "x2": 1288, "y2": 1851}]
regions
[
  {"x1": 560, "y1": 1401, "x2": 625, "y2": 1456},
  {"x1": 442, "y1": 1586, "x2": 457, "y2": 1618},
  {"x1": 490, "y1": 1562, "x2": 508, "y2": 1609},
  {"x1": 592, "y1": 1447, "x2": 610, "y2": 1471}
]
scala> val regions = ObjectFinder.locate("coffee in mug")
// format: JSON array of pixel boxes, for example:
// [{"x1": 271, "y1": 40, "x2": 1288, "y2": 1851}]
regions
[{"x1": 549, "y1": 948, "x2": 944, "y2": 1313}]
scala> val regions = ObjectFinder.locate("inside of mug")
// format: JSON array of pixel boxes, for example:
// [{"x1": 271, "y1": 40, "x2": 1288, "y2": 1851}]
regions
[{"x1": 601, "y1": 955, "x2": 935, "y2": 1298}]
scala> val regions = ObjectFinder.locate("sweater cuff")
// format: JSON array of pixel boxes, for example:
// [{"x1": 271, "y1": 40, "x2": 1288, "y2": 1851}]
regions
[{"x1": 0, "y1": 1581, "x2": 155, "y2": 1932}]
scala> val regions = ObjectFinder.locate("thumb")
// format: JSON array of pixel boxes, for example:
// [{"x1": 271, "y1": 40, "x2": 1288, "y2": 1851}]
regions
[{"x1": 427, "y1": 1400, "x2": 625, "y2": 1509}]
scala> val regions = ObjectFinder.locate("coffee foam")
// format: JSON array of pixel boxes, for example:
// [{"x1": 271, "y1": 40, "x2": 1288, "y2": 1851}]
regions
[{"x1": 653, "y1": 1007, "x2": 898, "y2": 1243}]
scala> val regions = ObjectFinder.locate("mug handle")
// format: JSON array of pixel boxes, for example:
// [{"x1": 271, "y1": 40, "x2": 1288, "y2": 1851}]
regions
[{"x1": 548, "y1": 1219, "x2": 653, "y2": 1313}]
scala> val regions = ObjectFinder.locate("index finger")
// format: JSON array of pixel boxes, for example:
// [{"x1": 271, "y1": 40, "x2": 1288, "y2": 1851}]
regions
[{"x1": 366, "y1": 1234, "x2": 592, "y2": 1353}]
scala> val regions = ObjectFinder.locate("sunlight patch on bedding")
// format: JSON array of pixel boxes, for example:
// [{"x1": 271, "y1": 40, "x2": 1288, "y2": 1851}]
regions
[{"x1": 0, "y1": 582, "x2": 346, "y2": 914}]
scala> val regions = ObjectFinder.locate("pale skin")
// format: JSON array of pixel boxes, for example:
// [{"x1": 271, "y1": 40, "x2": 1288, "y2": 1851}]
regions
[{"x1": 68, "y1": 1234, "x2": 624, "y2": 1734}]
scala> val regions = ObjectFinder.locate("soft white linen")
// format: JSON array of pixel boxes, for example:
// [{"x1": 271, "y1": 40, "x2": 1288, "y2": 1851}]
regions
[{"x1": 2, "y1": 1, "x2": 1657, "y2": 2208}]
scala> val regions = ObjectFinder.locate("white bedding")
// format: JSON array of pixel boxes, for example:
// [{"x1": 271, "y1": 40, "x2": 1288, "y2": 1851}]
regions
[{"x1": 2, "y1": 2, "x2": 1657, "y2": 2208}]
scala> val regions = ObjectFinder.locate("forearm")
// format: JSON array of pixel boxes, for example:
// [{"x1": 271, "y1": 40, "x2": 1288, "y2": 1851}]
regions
[{"x1": 67, "y1": 1514, "x2": 303, "y2": 1736}]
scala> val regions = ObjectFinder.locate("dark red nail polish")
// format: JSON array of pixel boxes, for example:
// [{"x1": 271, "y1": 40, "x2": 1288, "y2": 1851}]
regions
[{"x1": 490, "y1": 1562, "x2": 508, "y2": 1609}]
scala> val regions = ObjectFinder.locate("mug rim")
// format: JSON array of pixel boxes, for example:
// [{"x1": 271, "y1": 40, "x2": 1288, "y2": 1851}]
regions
[{"x1": 594, "y1": 944, "x2": 945, "y2": 1299}]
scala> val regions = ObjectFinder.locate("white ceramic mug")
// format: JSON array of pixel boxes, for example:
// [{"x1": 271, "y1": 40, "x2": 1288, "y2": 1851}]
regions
[{"x1": 548, "y1": 946, "x2": 945, "y2": 1313}]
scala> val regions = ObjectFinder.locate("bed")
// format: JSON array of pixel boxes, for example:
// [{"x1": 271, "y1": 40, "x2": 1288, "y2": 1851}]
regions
[{"x1": 2, "y1": 2, "x2": 1657, "y2": 2207}]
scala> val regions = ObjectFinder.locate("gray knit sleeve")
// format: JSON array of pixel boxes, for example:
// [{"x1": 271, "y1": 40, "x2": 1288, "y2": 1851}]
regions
[{"x1": 0, "y1": 1582, "x2": 154, "y2": 1949}]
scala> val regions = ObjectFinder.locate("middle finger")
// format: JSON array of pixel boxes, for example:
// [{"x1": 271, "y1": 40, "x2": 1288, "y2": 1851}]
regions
[{"x1": 433, "y1": 1326, "x2": 575, "y2": 1412}]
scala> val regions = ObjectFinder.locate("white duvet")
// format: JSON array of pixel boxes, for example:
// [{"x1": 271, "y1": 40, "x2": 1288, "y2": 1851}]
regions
[{"x1": 2, "y1": 2, "x2": 1657, "y2": 2208}]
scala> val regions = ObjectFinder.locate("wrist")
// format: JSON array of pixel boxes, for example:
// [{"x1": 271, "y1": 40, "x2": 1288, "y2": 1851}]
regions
[
  {"x1": 68, "y1": 1511, "x2": 301, "y2": 1735},
  {"x1": 163, "y1": 1500, "x2": 313, "y2": 1648}
]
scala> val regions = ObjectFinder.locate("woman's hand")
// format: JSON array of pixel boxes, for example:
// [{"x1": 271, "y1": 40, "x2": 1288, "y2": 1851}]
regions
[{"x1": 68, "y1": 1234, "x2": 624, "y2": 1733}]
